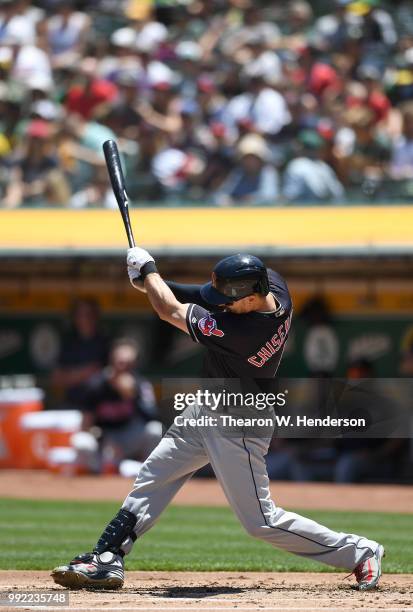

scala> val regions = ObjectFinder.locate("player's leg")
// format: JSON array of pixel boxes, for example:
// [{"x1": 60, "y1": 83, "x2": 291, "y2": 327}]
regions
[
  {"x1": 203, "y1": 431, "x2": 383, "y2": 590},
  {"x1": 52, "y1": 421, "x2": 208, "y2": 589},
  {"x1": 121, "y1": 431, "x2": 209, "y2": 544},
  {"x1": 104, "y1": 417, "x2": 163, "y2": 463}
]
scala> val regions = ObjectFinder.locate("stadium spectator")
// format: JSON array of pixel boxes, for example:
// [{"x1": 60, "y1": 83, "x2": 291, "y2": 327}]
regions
[
  {"x1": 390, "y1": 101, "x2": 413, "y2": 179},
  {"x1": 283, "y1": 129, "x2": 345, "y2": 203},
  {"x1": 333, "y1": 105, "x2": 391, "y2": 195},
  {"x1": 223, "y1": 71, "x2": 291, "y2": 137},
  {"x1": 69, "y1": 165, "x2": 117, "y2": 208},
  {"x1": 80, "y1": 337, "x2": 162, "y2": 472},
  {"x1": 106, "y1": 70, "x2": 140, "y2": 138},
  {"x1": 313, "y1": 0, "x2": 354, "y2": 52},
  {"x1": 65, "y1": 57, "x2": 118, "y2": 120},
  {"x1": 99, "y1": 27, "x2": 141, "y2": 80},
  {"x1": 46, "y1": 0, "x2": 91, "y2": 69},
  {"x1": 57, "y1": 112, "x2": 117, "y2": 193},
  {"x1": 52, "y1": 297, "x2": 109, "y2": 409},
  {"x1": 353, "y1": 0, "x2": 397, "y2": 52},
  {"x1": 0, "y1": 0, "x2": 36, "y2": 47},
  {"x1": 1, "y1": 119, "x2": 70, "y2": 207},
  {"x1": 196, "y1": 119, "x2": 236, "y2": 193},
  {"x1": 214, "y1": 134, "x2": 279, "y2": 205},
  {"x1": 151, "y1": 146, "x2": 205, "y2": 200},
  {"x1": 357, "y1": 64, "x2": 392, "y2": 123},
  {"x1": 220, "y1": 3, "x2": 281, "y2": 56},
  {"x1": 3, "y1": 32, "x2": 53, "y2": 91},
  {"x1": 175, "y1": 40, "x2": 203, "y2": 99},
  {"x1": 0, "y1": 81, "x2": 23, "y2": 156},
  {"x1": 195, "y1": 75, "x2": 226, "y2": 124}
]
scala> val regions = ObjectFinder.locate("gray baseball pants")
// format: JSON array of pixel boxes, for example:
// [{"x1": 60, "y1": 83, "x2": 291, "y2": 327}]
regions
[{"x1": 121, "y1": 406, "x2": 378, "y2": 570}]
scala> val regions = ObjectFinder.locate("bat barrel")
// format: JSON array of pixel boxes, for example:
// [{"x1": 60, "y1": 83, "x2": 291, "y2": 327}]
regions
[
  {"x1": 103, "y1": 140, "x2": 126, "y2": 201},
  {"x1": 103, "y1": 139, "x2": 136, "y2": 248}
]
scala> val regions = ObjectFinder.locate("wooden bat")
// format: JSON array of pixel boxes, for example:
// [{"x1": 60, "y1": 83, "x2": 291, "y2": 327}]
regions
[{"x1": 103, "y1": 139, "x2": 136, "y2": 248}]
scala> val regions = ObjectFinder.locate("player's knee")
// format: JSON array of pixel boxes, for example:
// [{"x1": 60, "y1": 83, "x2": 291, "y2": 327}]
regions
[{"x1": 243, "y1": 522, "x2": 269, "y2": 539}]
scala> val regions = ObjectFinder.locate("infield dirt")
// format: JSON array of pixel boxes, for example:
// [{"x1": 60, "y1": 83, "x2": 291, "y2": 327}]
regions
[{"x1": 0, "y1": 570, "x2": 412, "y2": 612}]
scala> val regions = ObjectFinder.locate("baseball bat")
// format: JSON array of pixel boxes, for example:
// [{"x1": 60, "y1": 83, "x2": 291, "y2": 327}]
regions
[{"x1": 103, "y1": 139, "x2": 136, "y2": 248}]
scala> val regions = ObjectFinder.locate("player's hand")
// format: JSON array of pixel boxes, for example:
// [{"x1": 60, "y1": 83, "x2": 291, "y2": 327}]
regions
[
  {"x1": 127, "y1": 267, "x2": 148, "y2": 292},
  {"x1": 127, "y1": 247, "x2": 155, "y2": 272},
  {"x1": 127, "y1": 265, "x2": 143, "y2": 289}
]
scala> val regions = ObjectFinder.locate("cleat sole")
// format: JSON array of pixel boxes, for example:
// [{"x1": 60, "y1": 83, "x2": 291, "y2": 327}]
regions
[{"x1": 51, "y1": 568, "x2": 123, "y2": 590}]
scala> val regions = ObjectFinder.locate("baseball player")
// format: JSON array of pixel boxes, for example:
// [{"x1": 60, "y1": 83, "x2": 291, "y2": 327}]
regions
[{"x1": 52, "y1": 251, "x2": 384, "y2": 591}]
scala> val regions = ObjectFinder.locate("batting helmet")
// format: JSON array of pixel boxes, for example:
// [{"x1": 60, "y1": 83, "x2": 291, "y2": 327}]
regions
[{"x1": 200, "y1": 254, "x2": 270, "y2": 306}]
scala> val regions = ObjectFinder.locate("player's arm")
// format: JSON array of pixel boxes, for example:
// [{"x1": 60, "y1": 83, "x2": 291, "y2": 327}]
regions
[
  {"x1": 126, "y1": 247, "x2": 189, "y2": 334},
  {"x1": 129, "y1": 273, "x2": 211, "y2": 309},
  {"x1": 165, "y1": 281, "x2": 210, "y2": 307},
  {"x1": 144, "y1": 272, "x2": 189, "y2": 333}
]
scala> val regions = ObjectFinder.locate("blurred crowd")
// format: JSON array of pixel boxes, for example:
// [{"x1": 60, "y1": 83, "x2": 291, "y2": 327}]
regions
[{"x1": 2, "y1": 0, "x2": 413, "y2": 206}]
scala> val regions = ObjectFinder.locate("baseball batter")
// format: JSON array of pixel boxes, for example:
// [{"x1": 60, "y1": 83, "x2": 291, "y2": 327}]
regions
[{"x1": 52, "y1": 252, "x2": 384, "y2": 591}]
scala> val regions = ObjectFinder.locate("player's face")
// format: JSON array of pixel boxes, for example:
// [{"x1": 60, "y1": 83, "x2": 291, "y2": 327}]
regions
[{"x1": 223, "y1": 295, "x2": 256, "y2": 314}]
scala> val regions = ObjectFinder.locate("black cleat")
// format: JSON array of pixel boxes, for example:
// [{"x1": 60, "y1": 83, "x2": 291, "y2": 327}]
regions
[{"x1": 51, "y1": 551, "x2": 124, "y2": 590}]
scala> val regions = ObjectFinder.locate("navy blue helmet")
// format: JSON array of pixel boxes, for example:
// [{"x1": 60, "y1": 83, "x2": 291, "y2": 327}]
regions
[{"x1": 200, "y1": 254, "x2": 270, "y2": 306}]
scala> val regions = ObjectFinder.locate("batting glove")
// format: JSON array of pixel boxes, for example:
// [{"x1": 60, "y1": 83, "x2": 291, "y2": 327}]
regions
[
  {"x1": 127, "y1": 247, "x2": 155, "y2": 272},
  {"x1": 127, "y1": 265, "x2": 142, "y2": 289}
]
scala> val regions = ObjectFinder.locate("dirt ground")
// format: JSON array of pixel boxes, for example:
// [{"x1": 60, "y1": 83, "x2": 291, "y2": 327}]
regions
[
  {"x1": 1, "y1": 469, "x2": 413, "y2": 513},
  {"x1": 0, "y1": 570, "x2": 412, "y2": 612},
  {"x1": 1, "y1": 471, "x2": 412, "y2": 611}
]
